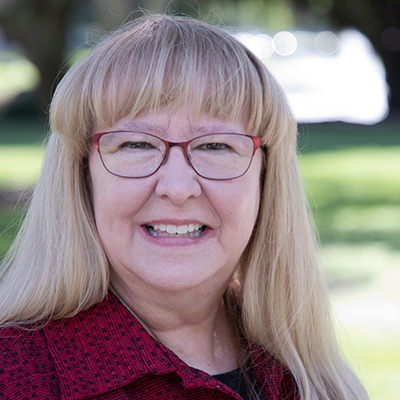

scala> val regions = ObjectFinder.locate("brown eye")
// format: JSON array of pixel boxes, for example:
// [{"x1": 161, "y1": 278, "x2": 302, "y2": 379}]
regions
[{"x1": 120, "y1": 141, "x2": 156, "y2": 149}]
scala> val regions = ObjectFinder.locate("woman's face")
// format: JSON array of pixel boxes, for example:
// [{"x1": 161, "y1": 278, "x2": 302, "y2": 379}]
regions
[{"x1": 89, "y1": 107, "x2": 262, "y2": 295}]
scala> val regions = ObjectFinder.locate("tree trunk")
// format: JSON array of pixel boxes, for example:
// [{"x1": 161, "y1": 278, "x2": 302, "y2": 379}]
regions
[
  {"x1": 384, "y1": 51, "x2": 400, "y2": 112},
  {"x1": 0, "y1": 0, "x2": 79, "y2": 111}
]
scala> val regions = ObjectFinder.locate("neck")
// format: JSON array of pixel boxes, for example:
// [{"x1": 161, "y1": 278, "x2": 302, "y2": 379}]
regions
[{"x1": 110, "y1": 276, "x2": 240, "y2": 375}]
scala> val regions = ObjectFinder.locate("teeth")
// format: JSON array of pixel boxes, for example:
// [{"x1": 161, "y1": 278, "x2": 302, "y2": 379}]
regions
[
  {"x1": 146, "y1": 224, "x2": 205, "y2": 237},
  {"x1": 177, "y1": 225, "x2": 187, "y2": 234},
  {"x1": 167, "y1": 225, "x2": 177, "y2": 234}
]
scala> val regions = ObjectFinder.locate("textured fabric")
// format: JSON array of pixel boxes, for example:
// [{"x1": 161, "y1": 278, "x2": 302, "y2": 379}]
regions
[{"x1": 0, "y1": 292, "x2": 299, "y2": 399}]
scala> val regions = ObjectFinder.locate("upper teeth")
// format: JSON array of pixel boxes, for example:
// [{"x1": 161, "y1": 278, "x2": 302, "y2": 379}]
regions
[{"x1": 153, "y1": 224, "x2": 201, "y2": 235}]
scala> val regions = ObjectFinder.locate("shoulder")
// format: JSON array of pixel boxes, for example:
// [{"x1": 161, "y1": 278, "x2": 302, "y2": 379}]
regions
[
  {"x1": 0, "y1": 325, "x2": 60, "y2": 398},
  {"x1": 247, "y1": 345, "x2": 300, "y2": 400},
  {"x1": 0, "y1": 325, "x2": 50, "y2": 366}
]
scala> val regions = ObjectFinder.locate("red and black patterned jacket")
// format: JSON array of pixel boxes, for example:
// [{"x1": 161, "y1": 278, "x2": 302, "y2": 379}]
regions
[{"x1": 0, "y1": 292, "x2": 299, "y2": 399}]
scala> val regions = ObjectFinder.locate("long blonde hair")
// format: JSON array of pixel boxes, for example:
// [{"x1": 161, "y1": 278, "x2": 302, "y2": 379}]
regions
[{"x1": 0, "y1": 14, "x2": 368, "y2": 399}]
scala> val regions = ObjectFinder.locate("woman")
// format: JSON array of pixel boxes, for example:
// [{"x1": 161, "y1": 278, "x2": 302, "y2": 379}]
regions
[{"x1": 0, "y1": 14, "x2": 368, "y2": 400}]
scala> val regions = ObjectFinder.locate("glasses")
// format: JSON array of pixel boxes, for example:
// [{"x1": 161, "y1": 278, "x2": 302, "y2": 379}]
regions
[{"x1": 92, "y1": 131, "x2": 261, "y2": 180}]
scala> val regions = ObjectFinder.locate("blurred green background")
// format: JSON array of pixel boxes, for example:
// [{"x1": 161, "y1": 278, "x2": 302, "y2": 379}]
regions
[{"x1": 1, "y1": 1, "x2": 399, "y2": 399}]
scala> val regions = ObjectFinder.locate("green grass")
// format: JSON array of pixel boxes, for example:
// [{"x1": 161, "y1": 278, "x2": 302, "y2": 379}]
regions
[
  {"x1": 0, "y1": 206, "x2": 25, "y2": 257},
  {"x1": 0, "y1": 118, "x2": 45, "y2": 255},
  {"x1": 299, "y1": 147, "x2": 400, "y2": 251},
  {"x1": 0, "y1": 145, "x2": 44, "y2": 188},
  {"x1": 298, "y1": 120, "x2": 400, "y2": 400},
  {"x1": 0, "y1": 118, "x2": 46, "y2": 189},
  {"x1": 339, "y1": 324, "x2": 400, "y2": 400},
  {"x1": 0, "y1": 117, "x2": 399, "y2": 399}
]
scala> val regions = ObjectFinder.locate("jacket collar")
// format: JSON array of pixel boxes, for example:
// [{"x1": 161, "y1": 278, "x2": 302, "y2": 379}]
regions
[
  {"x1": 43, "y1": 292, "x2": 293, "y2": 399},
  {"x1": 44, "y1": 292, "x2": 179, "y2": 399}
]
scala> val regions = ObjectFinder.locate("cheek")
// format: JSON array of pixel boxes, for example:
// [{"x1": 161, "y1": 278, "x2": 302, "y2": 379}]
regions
[
  {"x1": 89, "y1": 152, "x2": 152, "y2": 232},
  {"x1": 92, "y1": 179, "x2": 152, "y2": 224},
  {"x1": 235, "y1": 184, "x2": 260, "y2": 232},
  {"x1": 233, "y1": 157, "x2": 262, "y2": 226},
  {"x1": 206, "y1": 175, "x2": 261, "y2": 241},
  {"x1": 236, "y1": 170, "x2": 262, "y2": 236}
]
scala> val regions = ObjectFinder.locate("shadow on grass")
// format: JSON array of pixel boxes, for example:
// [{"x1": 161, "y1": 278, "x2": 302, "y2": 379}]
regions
[
  {"x1": 0, "y1": 116, "x2": 47, "y2": 145},
  {"x1": 298, "y1": 117, "x2": 400, "y2": 154}
]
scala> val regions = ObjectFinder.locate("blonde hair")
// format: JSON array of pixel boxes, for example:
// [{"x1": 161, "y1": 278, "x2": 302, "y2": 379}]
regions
[{"x1": 0, "y1": 14, "x2": 368, "y2": 400}]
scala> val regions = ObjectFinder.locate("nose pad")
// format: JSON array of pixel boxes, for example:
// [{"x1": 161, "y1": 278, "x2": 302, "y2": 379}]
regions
[
  {"x1": 162, "y1": 142, "x2": 191, "y2": 167},
  {"x1": 160, "y1": 145, "x2": 195, "y2": 175}
]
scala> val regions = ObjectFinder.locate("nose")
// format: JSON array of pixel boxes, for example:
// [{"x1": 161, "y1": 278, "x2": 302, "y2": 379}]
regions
[{"x1": 154, "y1": 146, "x2": 202, "y2": 204}]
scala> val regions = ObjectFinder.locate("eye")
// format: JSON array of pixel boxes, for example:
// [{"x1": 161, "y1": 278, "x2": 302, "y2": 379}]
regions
[
  {"x1": 120, "y1": 141, "x2": 156, "y2": 149},
  {"x1": 196, "y1": 142, "x2": 232, "y2": 151}
]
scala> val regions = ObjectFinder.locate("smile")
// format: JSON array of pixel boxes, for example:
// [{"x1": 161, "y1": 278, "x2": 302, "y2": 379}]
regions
[{"x1": 144, "y1": 223, "x2": 207, "y2": 237}]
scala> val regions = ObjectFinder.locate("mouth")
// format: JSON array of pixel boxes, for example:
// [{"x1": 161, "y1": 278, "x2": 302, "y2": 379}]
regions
[{"x1": 144, "y1": 223, "x2": 207, "y2": 238}]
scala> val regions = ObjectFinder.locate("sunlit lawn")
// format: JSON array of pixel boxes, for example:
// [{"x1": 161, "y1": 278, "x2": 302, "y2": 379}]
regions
[
  {"x1": 0, "y1": 118, "x2": 45, "y2": 255},
  {"x1": 298, "y1": 121, "x2": 400, "y2": 400},
  {"x1": 0, "y1": 117, "x2": 399, "y2": 399}
]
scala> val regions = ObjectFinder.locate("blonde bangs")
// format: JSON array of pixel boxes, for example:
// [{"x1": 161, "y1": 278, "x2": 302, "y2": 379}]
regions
[{"x1": 50, "y1": 15, "x2": 267, "y2": 158}]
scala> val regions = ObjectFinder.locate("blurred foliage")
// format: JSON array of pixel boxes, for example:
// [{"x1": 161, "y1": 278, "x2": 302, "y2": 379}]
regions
[
  {"x1": 0, "y1": 52, "x2": 39, "y2": 96},
  {"x1": 1, "y1": 0, "x2": 399, "y2": 114},
  {"x1": 0, "y1": 0, "x2": 79, "y2": 110},
  {"x1": 205, "y1": 0, "x2": 295, "y2": 31}
]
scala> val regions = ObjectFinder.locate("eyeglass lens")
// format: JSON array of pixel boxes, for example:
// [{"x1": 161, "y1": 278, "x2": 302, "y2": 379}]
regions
[{"x1": 98, "y1": 132, "x2": 256, "y2": 179}]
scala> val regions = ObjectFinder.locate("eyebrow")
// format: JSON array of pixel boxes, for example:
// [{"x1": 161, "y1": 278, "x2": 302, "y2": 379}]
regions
[
  {"x1": 120, "y1": 121, "x2": 163, "y2": 133},
  {"x1": 118, "y1": 121, "x2": 243, "y2": 138},
  {"x1": 191, "y1": 124, "x2": 241, "y2": 134}
]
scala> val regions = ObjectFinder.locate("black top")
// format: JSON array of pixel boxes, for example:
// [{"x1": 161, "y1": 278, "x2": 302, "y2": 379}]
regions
[{"x1": 213, "y1": 368, "x2": 259, "y2": 400}]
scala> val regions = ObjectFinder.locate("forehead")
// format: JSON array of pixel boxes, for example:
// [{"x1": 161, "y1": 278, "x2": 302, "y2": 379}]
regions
[{"x1": 100, "y1": 108, "x2": 248, "y2": 141}]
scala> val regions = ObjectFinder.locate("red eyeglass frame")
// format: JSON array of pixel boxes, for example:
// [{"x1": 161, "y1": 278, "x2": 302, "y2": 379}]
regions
[{"x1": 92, "y1": 131, "x2": 261, "y2": 180}]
